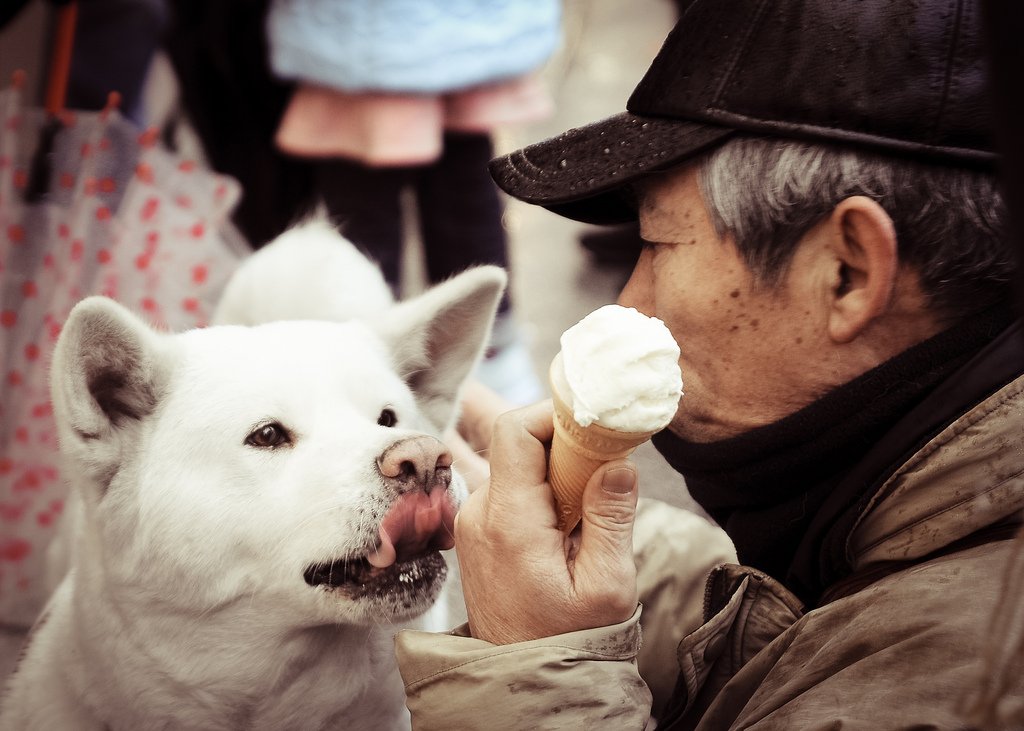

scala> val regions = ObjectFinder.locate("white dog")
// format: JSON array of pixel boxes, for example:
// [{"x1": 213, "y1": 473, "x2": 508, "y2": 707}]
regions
[{"x1": 0, "y1": 220, "x2": 505, "y2": 730}]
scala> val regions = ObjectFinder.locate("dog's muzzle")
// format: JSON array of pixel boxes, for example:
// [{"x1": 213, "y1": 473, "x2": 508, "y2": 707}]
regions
[{"x1": 303, "y1": 436, "x2": 457, "y2": 590}]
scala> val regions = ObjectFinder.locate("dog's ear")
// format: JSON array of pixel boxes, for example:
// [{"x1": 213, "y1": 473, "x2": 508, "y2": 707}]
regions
[
  {"x1": 374, "y1": 266, "x2": 507, "y2": 430},
  {"x1": 50, "y1": 297, "x2": 168, "y2": 491}
]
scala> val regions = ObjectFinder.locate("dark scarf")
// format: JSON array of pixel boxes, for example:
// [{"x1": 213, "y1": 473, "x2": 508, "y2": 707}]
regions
[{"x1": 652, "y1": 308, "x2": 1022, "y2": 607}]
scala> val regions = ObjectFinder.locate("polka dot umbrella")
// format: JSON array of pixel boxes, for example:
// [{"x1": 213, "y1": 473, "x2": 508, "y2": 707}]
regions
[{"x1": 0, "y1": 68, "x2": 243, "y2": 627}]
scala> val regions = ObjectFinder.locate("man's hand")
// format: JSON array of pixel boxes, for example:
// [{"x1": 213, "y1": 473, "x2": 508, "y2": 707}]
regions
[
  {"x1": 446, "y1": 379, "x2": 518, "y2": 493},
  {"x1": 454, "y1": 400, "x2": 640, "y2": 645},
  {"x1": 445, "y1": 427, "x2": 491, "y2": 494},
  {"x1": 456, "y1": 379, "x2": 516, "y2": 456}
]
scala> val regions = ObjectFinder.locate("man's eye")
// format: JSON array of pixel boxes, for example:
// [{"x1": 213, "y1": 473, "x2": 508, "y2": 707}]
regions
[
  {"x1": 245, "y1": 422, "x2": 291, "y2": 448},
  {"x1": 378, "y1": 408, "x2": 398, "y2": 427}
]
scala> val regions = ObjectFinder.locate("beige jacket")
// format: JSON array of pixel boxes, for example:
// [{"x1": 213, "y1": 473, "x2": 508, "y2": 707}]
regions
[{"x1": 396, "y1": 373, "x2": 1024, "y2": 730}]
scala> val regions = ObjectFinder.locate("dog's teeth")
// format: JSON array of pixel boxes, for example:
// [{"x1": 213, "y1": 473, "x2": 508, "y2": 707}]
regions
[{"x1": 397, "y1": 563, "x2": 424, "y2": 584}]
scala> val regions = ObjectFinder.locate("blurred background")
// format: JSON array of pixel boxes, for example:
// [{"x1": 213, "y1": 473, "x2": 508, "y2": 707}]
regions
[
  {"x1": 0, "y1": 0, "x2": 696, "y2": 678},
  {"x1": 0, "y1": 0, "x2": 693, "y2": 508}
]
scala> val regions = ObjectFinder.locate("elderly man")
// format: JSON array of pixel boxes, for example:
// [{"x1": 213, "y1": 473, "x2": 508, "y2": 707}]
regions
[{"x1": 396, "y1": 0, "x2": 1024, "y2": 728}]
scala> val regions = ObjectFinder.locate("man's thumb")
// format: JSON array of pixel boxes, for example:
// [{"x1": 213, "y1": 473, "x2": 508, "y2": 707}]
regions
[{"x1": 579, "y1": 459, "x2": 638, "y2": 552}]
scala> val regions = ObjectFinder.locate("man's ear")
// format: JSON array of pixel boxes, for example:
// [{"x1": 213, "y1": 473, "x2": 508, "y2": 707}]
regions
[
  {"x1": 50, "y1": 297, "x2": 168, "y2": 492},
  {"x1": 826, "y1": 196, "x2": 899, "y2": 343}
]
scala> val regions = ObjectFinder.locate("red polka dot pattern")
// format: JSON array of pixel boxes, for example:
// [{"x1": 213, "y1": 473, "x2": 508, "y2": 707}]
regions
[{"x1": 0, "y1": 81, "x2": 242, "y2": 627}]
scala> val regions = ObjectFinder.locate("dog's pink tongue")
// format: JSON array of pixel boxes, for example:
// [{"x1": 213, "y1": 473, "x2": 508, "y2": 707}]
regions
[{"x1": 367, "y1": 489, "x2": 456, "y2": 569}]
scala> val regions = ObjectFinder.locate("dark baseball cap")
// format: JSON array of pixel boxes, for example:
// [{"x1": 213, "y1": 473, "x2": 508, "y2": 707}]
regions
[{"x1": 489, "y1": 0, "x2": 997, "y2": 225}]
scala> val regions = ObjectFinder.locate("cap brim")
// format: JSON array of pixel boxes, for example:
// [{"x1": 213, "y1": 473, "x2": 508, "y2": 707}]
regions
[{"x1": 489, "y1": 111, "x2": 734, "y2": 225}]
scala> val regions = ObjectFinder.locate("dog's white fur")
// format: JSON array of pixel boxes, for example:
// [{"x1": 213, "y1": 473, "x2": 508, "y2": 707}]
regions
[
  {"x1": 211, "y1": 215, "x2": 396, "y2": 327},
  {"x1": 0, "y1": 219, "x2": 505, "y2": 730}
]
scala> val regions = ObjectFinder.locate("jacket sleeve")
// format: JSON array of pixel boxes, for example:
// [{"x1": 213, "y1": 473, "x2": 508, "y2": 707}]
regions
[
  {"x1": 395, "y1": 609, "x2": 652, "y2": 731},
  {"x1": 394, "y1": 499, "x2": 736, "y2": 730}
]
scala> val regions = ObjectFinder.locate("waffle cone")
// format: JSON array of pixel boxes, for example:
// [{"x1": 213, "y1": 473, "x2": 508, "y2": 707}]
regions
[{"x1": 548, "y1": 355, "x2": 654, "y2": 532}]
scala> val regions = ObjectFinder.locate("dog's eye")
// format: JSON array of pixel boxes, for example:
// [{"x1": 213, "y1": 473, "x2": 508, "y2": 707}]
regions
[
  {"x1": 377, "y1": 408, "x2": 398, "y2": 428},
  {"x1": 245, "y1": 422, "x2": 291, "y2": 449}
]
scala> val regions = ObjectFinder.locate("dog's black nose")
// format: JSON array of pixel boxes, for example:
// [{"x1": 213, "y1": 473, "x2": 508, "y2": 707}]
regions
[{"x1": 377, "y1": 436, "x2": 453, "y2": 494}]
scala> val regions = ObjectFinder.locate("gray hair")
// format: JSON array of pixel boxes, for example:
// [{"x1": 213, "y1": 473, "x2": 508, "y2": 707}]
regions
[{"x1": 696, "y1": 136, "x2": 1014, "y2": 320}]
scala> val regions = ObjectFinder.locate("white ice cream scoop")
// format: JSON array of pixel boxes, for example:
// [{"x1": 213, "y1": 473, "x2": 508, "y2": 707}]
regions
[
  {"x1": 547, "y1": 305, "x2": 683, "y2": 531},
  {"x1": 557, "y1": 304, "x2": 682, "y2": 431}
]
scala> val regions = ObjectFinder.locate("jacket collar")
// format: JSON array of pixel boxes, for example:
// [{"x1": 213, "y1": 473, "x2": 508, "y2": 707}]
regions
[
  {"x1": 850, "y1": 369, "x2": 1024, "y2": 567},
  {"x1": 808, "y1": 321, "x2": 1024, "y2": 587}
]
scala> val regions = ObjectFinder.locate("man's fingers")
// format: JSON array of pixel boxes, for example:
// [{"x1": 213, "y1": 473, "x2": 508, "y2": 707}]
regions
[
  {"x1": 580, "y1": 459, "x2": 638, "y2": 549},
  {"x1": 445, "y1": 427, "x2": 490, "y2": 493},
  {"x1": 487, "y1": 400, "x2": 554, "y2": 482},
  {"x1": 473, "y1": 399, "x2": 557, "y2": 530},
  {"x1": 575, "y1": 459, "x2": 640, "y2": 619},
  {"x1": 458, "y1": 379, "x2": 517, "y2": 452}
]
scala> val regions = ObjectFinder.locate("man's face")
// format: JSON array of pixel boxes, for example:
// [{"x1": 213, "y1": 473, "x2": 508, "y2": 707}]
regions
[{"x1": 619, "y1": 166, "x2": 830, "y2": 443}]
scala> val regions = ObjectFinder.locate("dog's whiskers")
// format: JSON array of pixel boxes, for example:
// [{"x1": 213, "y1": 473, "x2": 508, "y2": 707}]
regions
[{"x1": 263, "y1": 496, "x2": 357, "y2": 562}]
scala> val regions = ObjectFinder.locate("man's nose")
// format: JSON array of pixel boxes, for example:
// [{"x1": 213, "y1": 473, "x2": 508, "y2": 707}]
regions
[{"x1": 616, "y1": 246, "x2": 655, "y2": 316}]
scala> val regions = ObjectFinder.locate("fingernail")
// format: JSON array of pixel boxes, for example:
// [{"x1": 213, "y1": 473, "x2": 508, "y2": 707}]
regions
[{"x1": 602, "y1": 466, "x2": 636, "y2": 494}]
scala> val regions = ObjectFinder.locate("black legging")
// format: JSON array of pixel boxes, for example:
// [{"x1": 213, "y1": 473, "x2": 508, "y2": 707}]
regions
[{"x1": 313, "y1": 131, "x2": 511, "y2": 315}]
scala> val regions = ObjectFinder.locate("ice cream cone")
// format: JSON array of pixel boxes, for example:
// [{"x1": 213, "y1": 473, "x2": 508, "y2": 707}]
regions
[{"x1": 548, "y1": 354, "x2": 654, "y2": 532}]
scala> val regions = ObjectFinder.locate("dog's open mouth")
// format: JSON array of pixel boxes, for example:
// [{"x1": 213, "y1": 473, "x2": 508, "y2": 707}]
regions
[
  {"x1": 303, "y1": 556, "x2": 384, "y2": 587},
  {"x1": 303, "y1": 487, "x2": 456, "y2": 590},
  {"x1": 303, "y1": 551, "x2": 446, "y2": 590}
]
